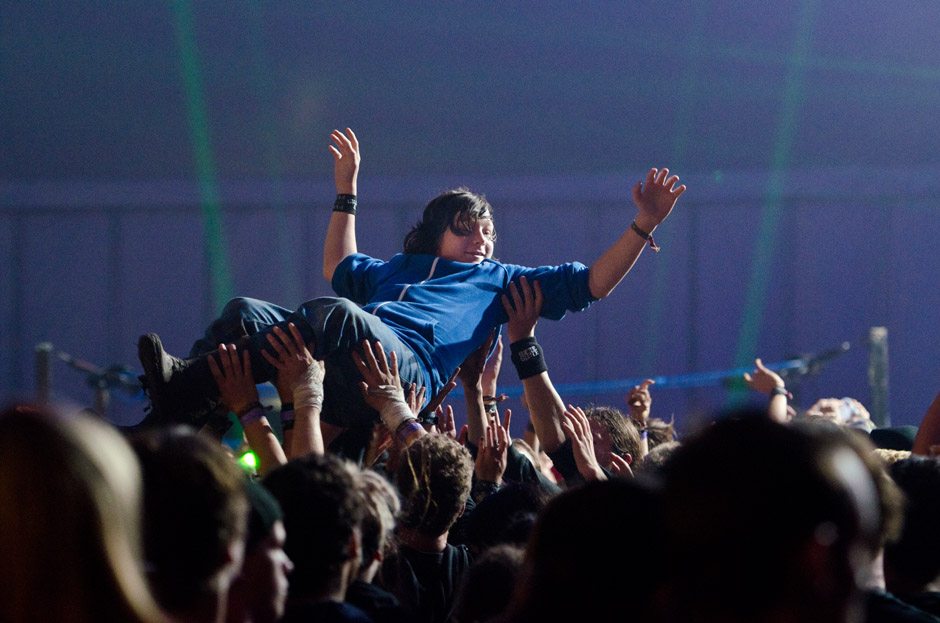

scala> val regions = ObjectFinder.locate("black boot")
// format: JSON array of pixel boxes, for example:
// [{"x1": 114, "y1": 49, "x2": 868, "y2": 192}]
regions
[{"x1": 137, "y1": 333, "x2": 220, "y2": 430}]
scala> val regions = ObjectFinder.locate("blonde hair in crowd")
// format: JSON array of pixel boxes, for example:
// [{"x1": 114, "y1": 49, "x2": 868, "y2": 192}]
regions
[{"x1": 0, "y1": 404, "x2": 165, "y2": 623}]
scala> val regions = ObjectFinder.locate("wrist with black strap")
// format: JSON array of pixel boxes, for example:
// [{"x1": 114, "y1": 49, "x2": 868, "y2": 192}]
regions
[{"x1": 333, "y1": 194, "x2": 357, "y2": 215}]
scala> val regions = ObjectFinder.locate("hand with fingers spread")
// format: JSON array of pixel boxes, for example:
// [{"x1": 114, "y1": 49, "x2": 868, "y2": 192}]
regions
[
  {"x1": 329, "y1": 128, "x2": 360, "y2": 195},
  {"x1": 561, "y1": 405, "x2": 607, "y2": 482},
  {"x1": 262, "y1": 323, "x2": 325, "y2": 407},
  {"x1": 476, "y1": 409, "x2": 511, "y2": 485},
  {"x1": 502, "y1": 276, "x2": 544, "y2": 343},
  {"x1": 627, "y1": 379, "x2": 655, "y2": 426},
  {"x1": 209, "y1": 344, "x2": 287, "y2": 474},
  {"x1": 405, "y1": 384, "x2": 428, "y2": 419},
  {"x1": 632, "y1": 167, "x2": 687, "y2": 233},
  {"x1": 353, "y1": 340, "x2": 404, "y2": 411},
  {"x1": 209, "y1": 343, "x2": 260, "y2": 415},
  {"x1": 436, "y1": 405, "x2": 457, "y2": 439},
  {"x1": 743, "y1": 358, "x2": 785, "y2": 395},
  {"x1": 354, "y1": 340, "x2": 425, "y2": 444}
]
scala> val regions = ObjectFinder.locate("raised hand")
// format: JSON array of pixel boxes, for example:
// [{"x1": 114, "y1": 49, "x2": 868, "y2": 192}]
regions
[
  {"x1": 627, "y1": 379, "x2": 655, "y2": 425},
  {"x1": 561, "y1": 405, "x2": 606, "y2": 482},
  {"x1": 481, "y1": 335, "x2": 503, "y2": 398},
  {"x1": 263, "y1": 323, "x2": 324, "y2": 395},
  {"x1": 353, "y1": 340, "x2": 404, "y2": 412},
  {"x1": 476, "y1": 409, "x2": 511, "y2": 484},
  {"x1": 743, "y1": 358, "x2": 785, "y2": 395},
  {"x1": 501, "y1": 275, "x2": 544, "y2": 343},
  {"x1": 458, "y1": 330, "x2": 497, "y2": 388},
  {"x1": 329, "y1": 128, "x2": 360, "y2": 195},
  {"x1": 435, "y1": 404, "x2": 457, "y2": 439},
  {"x1": 632, "y1": 167, "x2": 686, "y2": 232},
  {"x1": 209, "y1": 343, "x2": 259, "y2": 415}
]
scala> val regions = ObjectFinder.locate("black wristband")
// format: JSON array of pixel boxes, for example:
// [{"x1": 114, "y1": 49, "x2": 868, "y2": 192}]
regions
[
  {"x1": 630, "y1": 220, "x2": 660, "y2": 252},
  {"x1": 333, "y1": 193, "x2": 357, "y2": 215},
  {"x1": 509, "y1": 337, "x2": 548, "y2": 380}
]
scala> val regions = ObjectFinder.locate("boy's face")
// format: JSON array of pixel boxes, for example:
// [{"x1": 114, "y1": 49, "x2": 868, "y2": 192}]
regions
[{"x1": 437, "y1": 216, "x2": 495, "y2": 263}]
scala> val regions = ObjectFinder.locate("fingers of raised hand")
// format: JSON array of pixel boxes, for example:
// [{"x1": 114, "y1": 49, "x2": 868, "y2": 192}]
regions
[
  {"x1": 346, "y1": 127, "x2": 359, "y2": 150},
  {"x1": 331, "y1": 129, "x2": 353, "y2": 151},
  {"x1": 532, "y1": 279, "x2": 544, "y2": 310},
  {"x1": 240, "y1": 348, "x2": 254, "y2": 382},
  {"x1": 561, "y1": 413, "x2": 576, "y2": 440},
  {"x1": 352, "y1": 351, "x2": 372, "y2": 381},
  {"x1": 361, "y1": 340, "x2": 382, "y2": 373},
  {"x1": 509, "y1": 280, "x2": 524, "y2": 311},
  {"x1": 221, "y1": 343, "x2": 240, "y2": 373},
  {"x1": 610, "y1": 453, "x2": 634, "y2": 478},
  {"x1": 208, "y1": 350, "x2": 223, "y2": 380},
  {"x1": 266, "y1": 328, "x2": 290, "y2": 356},
  {"x1": 500, "y1": 293, "x2": 515, "y2": 317},
  {"x1": 444, "y1": 406, "x2": 456, "y2": 434}
]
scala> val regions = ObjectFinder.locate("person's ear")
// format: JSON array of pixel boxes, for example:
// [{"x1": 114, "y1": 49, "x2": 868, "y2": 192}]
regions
[{"x1": 624, "y1": 452, "x2": 633, "y2": 465}]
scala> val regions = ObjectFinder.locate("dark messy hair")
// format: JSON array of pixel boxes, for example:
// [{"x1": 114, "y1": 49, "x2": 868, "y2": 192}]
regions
[
  {"x1": 585, "y1": 406, "x2": 641, "y2": 464},
  {"x1": 396, "y1": 435, "x2": 473, "y2": 536},
  {"x1": 403, "y1": 188, "x2": 496, "y2": 255}
]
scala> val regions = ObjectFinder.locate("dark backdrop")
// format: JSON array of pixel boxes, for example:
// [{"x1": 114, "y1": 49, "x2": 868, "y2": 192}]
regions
[{"x1": 2, "y1": 1, "x2": 938, "y2": 432}]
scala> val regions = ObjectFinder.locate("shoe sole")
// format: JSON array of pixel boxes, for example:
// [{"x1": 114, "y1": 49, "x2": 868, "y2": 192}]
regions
[{"x1": 138, "y1": 333, "x2": 171, "y2": 426}]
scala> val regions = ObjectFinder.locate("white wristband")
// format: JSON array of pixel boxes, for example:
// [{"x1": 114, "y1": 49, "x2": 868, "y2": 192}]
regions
[
  {"x1": 292, "y1": 365, "x2": 325, "y2": 411},
  {"x1": 369, "y1": 385, "x2": 414, "y2": 431}
]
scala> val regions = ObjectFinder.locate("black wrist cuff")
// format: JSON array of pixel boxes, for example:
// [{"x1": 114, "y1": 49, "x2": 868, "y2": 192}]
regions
[
  {"x1": 333, "y1": 194, "x2": 357, "y2": 215},
  {"x1": 509, "y1": 337, "x2": 548, "y2": 380}
]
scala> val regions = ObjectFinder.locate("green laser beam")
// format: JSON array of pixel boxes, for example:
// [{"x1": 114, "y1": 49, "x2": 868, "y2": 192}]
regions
[{"x1": 170, "y1": 0, "x2": 233, "y2": 311}]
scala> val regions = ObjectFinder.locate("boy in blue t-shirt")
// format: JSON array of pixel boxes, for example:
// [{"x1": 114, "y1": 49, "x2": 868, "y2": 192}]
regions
[{"x1": 138, "y1": 128, "x2": 685, "y2": 447}]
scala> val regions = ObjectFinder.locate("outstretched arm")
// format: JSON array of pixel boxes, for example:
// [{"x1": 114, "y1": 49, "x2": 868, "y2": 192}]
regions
[
  {"x1": 323, "y1": 128, "x2": 360, "y2": 282},
  {"x1": 458, "y1": 331, "x2": 497, "y2": 444},
  {"x1": 261, "y1": 324, "x2": 326, "y2": 458},
  {"x1": 209, "y1": 345, "x2": 287, "y2": 476},
  {"x1": 743, "y1": 358, "x2": 790, "y2": 424},
  {"x1": 503, "y1": 276, "x2": 567, "y2": 453},
  {"x1": 588, "y1": 168, "x2": 686, "y2": 299},
  {"x1": 355, "y1": 340, "x2": 426, "y2": 447}
]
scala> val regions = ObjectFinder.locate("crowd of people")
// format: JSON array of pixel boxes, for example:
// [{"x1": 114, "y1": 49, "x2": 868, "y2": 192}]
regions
[{"x1": 3, "y1": 129, "x2": 940, "y2": 623}]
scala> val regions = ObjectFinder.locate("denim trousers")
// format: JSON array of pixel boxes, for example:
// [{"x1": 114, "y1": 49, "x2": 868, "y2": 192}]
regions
[{"x1": 191, "y1": 296, "x2": 425, "y2": 436}]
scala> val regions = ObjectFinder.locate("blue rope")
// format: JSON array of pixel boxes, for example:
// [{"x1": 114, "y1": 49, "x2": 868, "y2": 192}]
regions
[{"x1": 451, "y1": 358, "x2": 808, "y2": 398}]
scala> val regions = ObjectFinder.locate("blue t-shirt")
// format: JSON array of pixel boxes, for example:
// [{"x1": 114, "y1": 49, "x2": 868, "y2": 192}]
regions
[{"x1": 332, "y1": 253, "x2": 595, "y2": 395}]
